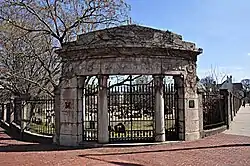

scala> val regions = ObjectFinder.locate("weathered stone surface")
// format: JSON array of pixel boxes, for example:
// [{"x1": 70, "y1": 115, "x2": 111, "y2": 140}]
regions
[
  {"x1": 60, "y1": 77, "x2": 78, "y2": 89},
  {"x1": 97, "y1": 76, "x2": 109, "y2": 144},
  {"x1": 59, "y1": 135, "x2": 81, "y2": 147},
  {"x1": 185, "y1": 131, "x2": 200, "y2": 141},
  {"x1": 186, "y1": 120, "x2": 200, "y2": 133},
  {"x1": 62, "y1": 57, "x2": 190, "y2": 76},
  {"x1": 61, "y1": 88, "x2": 77, "y2": 100},
  {"x1": 185, "y1": 108, "x2": 199, "y2": 121},
  {"x1": 60, "y1": 123, "x2": 82, "y2": 136},
  {"x1": 58, "y1": 25, "x2": 202, "y2": 56},
  {"x1": 154, "y1": 76, "x2": 165, "y2": 142}
]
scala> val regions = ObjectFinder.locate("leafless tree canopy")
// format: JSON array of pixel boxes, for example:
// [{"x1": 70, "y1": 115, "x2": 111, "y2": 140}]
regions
[
  {"x1": 0, "y1": 0, "x2": 130, "y2": 46},
  {"x1": 0, "y1": 0, "x2": 130, "y2": 100}
]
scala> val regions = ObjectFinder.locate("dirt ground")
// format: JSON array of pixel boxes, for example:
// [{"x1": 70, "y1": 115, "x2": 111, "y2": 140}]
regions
[{"x1": 0, "y1": 127, "x2": 250, "y2": 166}]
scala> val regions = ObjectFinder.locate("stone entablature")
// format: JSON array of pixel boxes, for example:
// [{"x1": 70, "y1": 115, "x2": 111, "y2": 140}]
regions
[{"x1": 57, "y1": 24, "x2": 202, "y2": 58}]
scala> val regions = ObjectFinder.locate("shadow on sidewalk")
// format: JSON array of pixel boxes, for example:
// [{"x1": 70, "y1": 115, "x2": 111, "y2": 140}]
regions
[
  {"x1": 78, "y1": 143, "x2": 250, "y2": 158},
  {"x1": 0, "y1": 143, "x2": 88, "y2": 152},
  {"x1": 83, "y1": 155, "x2": 144, "y2": 166},
  {"x1": 0, "y1": 142, "x2": 249, "y2": 153}
]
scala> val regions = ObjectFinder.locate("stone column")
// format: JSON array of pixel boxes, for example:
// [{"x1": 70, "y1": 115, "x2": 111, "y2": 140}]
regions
[
  {"x1": 174, "y1": 74, "x2": 200, "y2": 141},
  {"x1": 56, "y1": 76, "x2": 84, "y2": 146},
  {"x1": 9, "y1": 98, "x2": 14, "y2": 123},
  {"x1": 53, "y1": 87, "x2": 60, "y2": 144},
  {"x1": 21, "y1": 102, "x2": 28, "y2": 132},
  {"x1": 154, "y1": 75, "x2": 165, "y2": 142},
  {"x1": 98, "y1": 75, "x2": 109, "y2": 144}
]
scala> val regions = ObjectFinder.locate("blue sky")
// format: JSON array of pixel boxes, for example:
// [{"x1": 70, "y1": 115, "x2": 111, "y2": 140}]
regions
[{"x1": 127, "y1": 0, "x2": 250, "y2": 83}]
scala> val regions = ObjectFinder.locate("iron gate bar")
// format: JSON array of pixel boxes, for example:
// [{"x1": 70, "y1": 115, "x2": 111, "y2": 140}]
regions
[
  {"x1": 83, "y1": 85, "x2": 98, "y2": 141},
  {"x1": 22, "y1": 98, "x2": 55, "y2": 136},
  {"x1": 164, "y1": 81, "x2": 178, "y2": 141}
]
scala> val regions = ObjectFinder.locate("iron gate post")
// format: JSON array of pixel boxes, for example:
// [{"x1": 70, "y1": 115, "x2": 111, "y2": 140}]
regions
[
  {"x1": 154, "y1": 75, "x2": 165, "y2": 142},
  {"x1": 98, "y1": 75, "x2": 109, "y2": 143}
]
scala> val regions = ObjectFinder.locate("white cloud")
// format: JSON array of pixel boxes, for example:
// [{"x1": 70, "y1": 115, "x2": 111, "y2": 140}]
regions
[{"x1": 247, "y1": 53, "x2": 250, "y2": 56}]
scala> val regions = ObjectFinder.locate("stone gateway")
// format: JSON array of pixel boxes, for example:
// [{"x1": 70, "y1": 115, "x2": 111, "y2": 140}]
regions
[{"x1": 54, "y1": 25, "x2": 203, "y2": 146}]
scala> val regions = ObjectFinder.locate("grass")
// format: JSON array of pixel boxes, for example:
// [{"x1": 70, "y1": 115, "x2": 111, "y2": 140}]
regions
[
  {"x1": 28, "y1": 122, "x2": 54, "y2": 136},
  {"x1": 109, "y1": 119, "x2": 176, "y2": 138}
]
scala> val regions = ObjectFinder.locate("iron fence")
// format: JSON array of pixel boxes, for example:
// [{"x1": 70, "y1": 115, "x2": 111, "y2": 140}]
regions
[
  {"x1": 22, "y1": 98, "x2": 55, "y2": 136},
  {"x1": 203, "y1": 92, "x2": 226, "y2": 130},
  {"x1": 233, "y1": 95, "x2": 241, "y2": 114}
]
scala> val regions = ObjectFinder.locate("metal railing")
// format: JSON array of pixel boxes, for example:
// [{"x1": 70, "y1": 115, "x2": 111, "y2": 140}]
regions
[
  {"x1": 23, "y1": 98, "x2": 55, "y2": 136},
  {"x1": 203, "y1": 92, "x2": 226, "y2": 130},
  {"x1": 0, "y1": 97, "x2": 55, "y2": 136}
]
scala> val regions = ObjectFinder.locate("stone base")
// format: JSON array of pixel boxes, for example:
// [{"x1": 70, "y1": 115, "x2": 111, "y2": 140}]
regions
[
  {"x1": 59, "y1": 135, "x2": 82, "y2": 147},
  {"x1": 155, "y1": 133, "x2": 165, "y2": 142},
  {"x1": 185, "y1": 131, "x2": 200, "y2": 141}
]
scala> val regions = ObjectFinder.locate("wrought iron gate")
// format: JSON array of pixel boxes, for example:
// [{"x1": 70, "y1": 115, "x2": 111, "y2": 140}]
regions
[
  {"x1": 82, "y1": 84, "x2": 98, "y2": 141},
  {"x1": 163, "y1": 81, "x2": 179, "y2": 141},
  {"x1": 82, "y1": 75, "x2": 180, "y2": 143},
  {"x1": 108, "y1": 75, "x2": 155, "y2": 143}
]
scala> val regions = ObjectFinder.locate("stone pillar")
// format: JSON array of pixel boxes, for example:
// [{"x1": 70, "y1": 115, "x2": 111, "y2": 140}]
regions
[
  {"x1": 154, "y1": 75, "x2": 165, "y2": 142},
  {"x1": 53, "y1": 87, "x2": 60, "y2": 144},
  {"x1": 56, "y1": 76, "x2": 84, "y2": 146},
  {"x1": 174, "y1": 74, "x2": 200, "y2": 141},
  {"x1": 21, "y1": 102, "x2": 29, "y2": 132},
  {"x1": 220, "y1": 89, "x2": 231, "y2": 129},
  {"x1": 98, "y1": 75, "x2": 109, "y2": 144},
  {"x1": 10, "y1": 99, "x2": 14, "y2": 123}
]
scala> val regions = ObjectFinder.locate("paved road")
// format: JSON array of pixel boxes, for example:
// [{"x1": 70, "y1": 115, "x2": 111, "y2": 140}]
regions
[
  {"x1": 224, "y1": 104, "x2": 250, "y2": 137},
  {"x1": 0, "y1": 106, "x2": 250, "y2": 166}
]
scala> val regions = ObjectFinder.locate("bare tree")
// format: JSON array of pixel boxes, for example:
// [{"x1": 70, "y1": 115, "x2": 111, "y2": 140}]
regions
[
  {"x1": 199, "y1": 65, "x2": 227, "y2": 92},
  {"x1": 0, "y1": 0, "x2": 131, "y2": 98},
  {"x1": 0, "y1": 23, "x2": 60, "y2": 99},
  {"x1": 0, "y1": 0, "x2": 130, "y2": 46}
]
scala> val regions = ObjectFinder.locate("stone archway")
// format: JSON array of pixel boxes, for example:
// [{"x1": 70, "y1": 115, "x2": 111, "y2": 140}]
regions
[{"x1": 54, "y1": 25, "x2": 203, "y2": 146}]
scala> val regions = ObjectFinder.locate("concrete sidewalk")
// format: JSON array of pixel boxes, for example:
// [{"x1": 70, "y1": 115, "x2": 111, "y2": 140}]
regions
[{"x1": 224, "y1": 104, "x2": 250, "y2": 137}]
